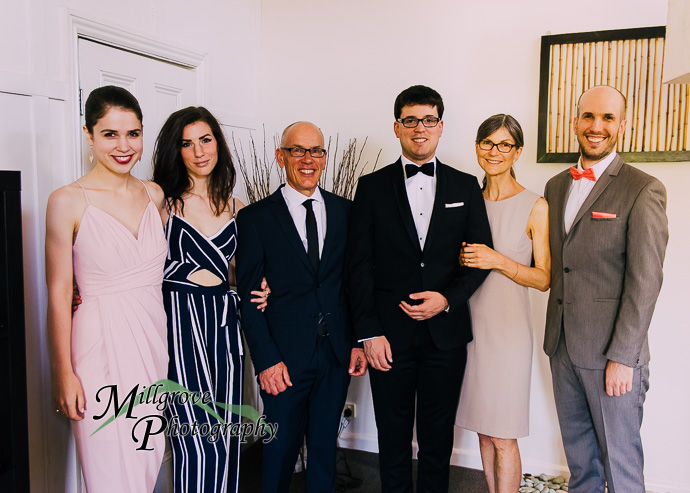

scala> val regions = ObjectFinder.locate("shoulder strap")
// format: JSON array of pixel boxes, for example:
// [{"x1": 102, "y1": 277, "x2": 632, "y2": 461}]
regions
[
  {"x1": 231, "y1": 196, "x2": 236, "y2": 217},
  {"x1": 74, "y1": 180, "x2": 90, "y2": 205},
  {"x1": 136, "y1": 178, "x2": 153, "y2": 202}
]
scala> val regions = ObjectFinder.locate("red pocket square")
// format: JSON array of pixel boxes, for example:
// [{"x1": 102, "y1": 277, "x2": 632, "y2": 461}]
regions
[{"x1": 592, "y1": 211, "x2": 616, "y2": 219}]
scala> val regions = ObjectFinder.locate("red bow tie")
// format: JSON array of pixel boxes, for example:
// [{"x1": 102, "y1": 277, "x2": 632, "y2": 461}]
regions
[{"x1": 570, "y1": 166, "x2": 596, "y2": 181}]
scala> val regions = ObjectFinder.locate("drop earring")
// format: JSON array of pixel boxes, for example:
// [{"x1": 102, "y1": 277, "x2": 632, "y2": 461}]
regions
[{"x1": 89, "y1": 146, "x2": 94, "y2": 164}]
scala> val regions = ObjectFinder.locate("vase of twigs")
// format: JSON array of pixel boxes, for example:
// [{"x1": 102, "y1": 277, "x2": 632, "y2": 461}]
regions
[{"x1": 232, "y1": 127, "x2": 380, "y2": 203}]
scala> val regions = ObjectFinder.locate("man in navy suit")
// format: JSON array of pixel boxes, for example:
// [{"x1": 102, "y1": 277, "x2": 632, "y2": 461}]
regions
[
  {"x1": 348, "y1": 85, "x2": 492, "y2": 492},
  {"x1": 236, "y1": 121, "x2": 367, "y2": 493}
]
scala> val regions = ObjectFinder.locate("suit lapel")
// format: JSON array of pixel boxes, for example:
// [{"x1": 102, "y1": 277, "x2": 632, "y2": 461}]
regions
[
  {"x1": 423, "y1": 160, "x2": 447, "y2": 255},
  {"x1": 551, "y1": 169, "x2": 572, "y2": 243},
  {"x1": 391, "y1": 159, "x2": 422, "y2": 253},
  {"x1": 568, "y1": 156, "x2": 624, "y2": 235},
  {"x1": 319, "y1": 188, "x2": 337, "y2": 272},
  {"x1": 269, "y1": 186, "x2": 314, "y2": 274}
]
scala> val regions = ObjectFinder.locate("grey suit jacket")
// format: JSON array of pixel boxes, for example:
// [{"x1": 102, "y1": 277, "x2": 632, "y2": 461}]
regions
[{"x1": 544, "y1": 155, "x2": 668, "y2": 369}]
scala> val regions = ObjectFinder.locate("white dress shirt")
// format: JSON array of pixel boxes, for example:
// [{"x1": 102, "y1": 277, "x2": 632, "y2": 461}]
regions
[
  {"x1": 564, "y1": 152, "x2": 617, "y2": 234},
  {"x1": 281, "y1": 184, "x2": 326, "y2": 257},
  {"x1": 402, "y1": 155, "x2": 436, "y2": 248}
]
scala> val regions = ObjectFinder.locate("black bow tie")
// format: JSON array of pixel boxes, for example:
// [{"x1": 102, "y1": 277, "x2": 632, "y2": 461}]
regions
[{"x1": 405, "y1": 162, "x2": 434, "y2": 178}]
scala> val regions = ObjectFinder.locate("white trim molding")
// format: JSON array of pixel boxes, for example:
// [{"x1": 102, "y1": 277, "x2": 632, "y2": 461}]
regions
[
  {"x1": 67, "y1": 12, "x2": 205, "y2": 68},
  {"x1": 65, "y1": 9, "x2": 208, "y2": 180}
]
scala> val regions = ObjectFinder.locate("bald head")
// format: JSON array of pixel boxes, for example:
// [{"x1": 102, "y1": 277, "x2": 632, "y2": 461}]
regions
[
  {"x1": 577, "y1": 85, "x2": 626, "y2": 120},
  {"x1": 280, "y1": 121, "x2": 324, "y2": 147},
  {"x1": 573, "y1": 85, "x2": 628, "y2": 167},
  {"x1": 276, "y1": 121, "x2": 326, "y2": 196}
]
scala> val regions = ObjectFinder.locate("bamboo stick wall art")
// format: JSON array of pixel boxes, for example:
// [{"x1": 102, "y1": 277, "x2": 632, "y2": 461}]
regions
[{"x1": 537, "y1": 27, "x2": 690, "y2": 163}]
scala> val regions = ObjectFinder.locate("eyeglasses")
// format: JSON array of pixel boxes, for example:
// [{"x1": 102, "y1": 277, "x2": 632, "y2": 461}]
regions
[
  {"x1": 396, "y1": 117, "x2": 441, "y2": 128},
  {"x1": 477, "y1": 140, "x2": 518, "y2": 153},
  {"x1": 280, "y1": 146, "x2": 326, "y2": 158}
]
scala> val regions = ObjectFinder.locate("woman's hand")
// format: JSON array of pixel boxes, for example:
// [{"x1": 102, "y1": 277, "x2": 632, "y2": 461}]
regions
[
  {"x1": 250, "y1": 277, "x2": 270, "y2": 312},
  {"x1": 459, "y1": 242, "x2": 503, "y2": 270},
  {"x1": 72, "y1": 285, "x2": 82, "y2": 312},
  {"x1": 54, "y1": 371, "x2": 85, "y2": 420}
]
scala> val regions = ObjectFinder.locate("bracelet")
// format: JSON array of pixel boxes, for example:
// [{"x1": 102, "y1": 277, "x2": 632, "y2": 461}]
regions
[{"x1": 509, "y1": 262, "x2": 520, "y2": 280}]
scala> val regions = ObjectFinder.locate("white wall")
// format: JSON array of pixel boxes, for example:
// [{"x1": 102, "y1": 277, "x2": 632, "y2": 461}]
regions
[
  {"x1": 259, "y1": 1, "x2": 689, "y2": 492},
  {"x1": 4, "y1": 0, "x2": 689, "y2": 491},
  {"x1": 0, "y1": 0, "x2": 261, "y2": 491}
]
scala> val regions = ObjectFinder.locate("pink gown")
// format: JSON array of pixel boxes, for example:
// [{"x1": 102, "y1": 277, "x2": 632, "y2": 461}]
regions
[{"x1": 71, "y1": 180, "x2": 168, "y2": 492}]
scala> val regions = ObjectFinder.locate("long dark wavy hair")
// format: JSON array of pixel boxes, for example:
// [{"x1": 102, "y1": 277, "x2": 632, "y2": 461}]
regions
[
  {"x1": 476, "y1": 114, "x2": 524, "y2": 189},
  {"x1": 152, "y1": 106, "x2": 236, "y2": 216}
]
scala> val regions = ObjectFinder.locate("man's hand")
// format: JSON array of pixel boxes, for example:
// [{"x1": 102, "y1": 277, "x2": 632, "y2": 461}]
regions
[
  {"x1": 399, "y1": 291, "x2": 448, "y2": 320},
  {"x1": 349, "y1": 348, "x2": 368, "y2": 376},
  {"x1": 363, "y1": 336, "x2": 393, "y2": 371},
  {"x1": 259, "y1": 361, "x2": 292, "y2": 396},
  {"x1": 605, "y1": 360, "x2": 634, "y2": 397}
]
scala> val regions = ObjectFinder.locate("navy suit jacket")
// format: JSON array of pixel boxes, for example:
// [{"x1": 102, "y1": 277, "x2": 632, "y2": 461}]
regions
[
  {"x1": 236, "y1": 185, "x2": 353, "y2": 375},
  {"x1": 347, "y1": 159, "x2": 493, "y2": 352}
]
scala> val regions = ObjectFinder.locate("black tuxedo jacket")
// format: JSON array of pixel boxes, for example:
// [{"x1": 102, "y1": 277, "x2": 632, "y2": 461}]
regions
[
  {"x1": 347, "y1": 159, "x2": 492, "y2": 352},
  {"x1": 236, "y1": 185, "x2": 353, "y2": 375}
]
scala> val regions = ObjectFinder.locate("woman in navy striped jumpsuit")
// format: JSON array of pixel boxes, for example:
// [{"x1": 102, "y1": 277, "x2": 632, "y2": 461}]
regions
[{"x1": 152, "y1": 106, "x2": 263, "y2": 493}]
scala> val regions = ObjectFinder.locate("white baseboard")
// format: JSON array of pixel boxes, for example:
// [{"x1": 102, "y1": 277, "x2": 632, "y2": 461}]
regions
[
  {"x1": 338, "y1": 431, "x2": 379, "y2": 454},
  {"x1": 643, "y1": 479, "x2": 690, "y2": 493},
  {"x1": 337, "y1": 432, "x2": 689, "y2": 493}
]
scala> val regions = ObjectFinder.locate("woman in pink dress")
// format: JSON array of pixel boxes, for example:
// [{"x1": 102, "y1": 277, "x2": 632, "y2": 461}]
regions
[{"x1": 46, "y1": 86, "x2": 168, "y2": 492}]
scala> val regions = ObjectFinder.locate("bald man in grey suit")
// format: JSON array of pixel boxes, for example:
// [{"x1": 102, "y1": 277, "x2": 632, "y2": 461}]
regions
[{"x1": 544, "y1": 85, "x2": 668, "y2": 493}]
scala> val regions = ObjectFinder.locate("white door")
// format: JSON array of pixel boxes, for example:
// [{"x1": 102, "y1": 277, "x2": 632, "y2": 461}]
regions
[{"x1": 78, "y1": 38, "x2": 198, "y2": 179}]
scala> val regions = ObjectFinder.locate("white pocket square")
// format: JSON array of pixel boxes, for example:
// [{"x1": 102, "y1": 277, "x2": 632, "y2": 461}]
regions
[{"x1": 445, "y1": 202, "x2": 464, "y2": 208}]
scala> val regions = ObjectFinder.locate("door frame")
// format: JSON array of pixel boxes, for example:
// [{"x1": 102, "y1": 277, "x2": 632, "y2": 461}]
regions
[{"x1": 66, "y1": 10, "x2": 207, "y2": 179}]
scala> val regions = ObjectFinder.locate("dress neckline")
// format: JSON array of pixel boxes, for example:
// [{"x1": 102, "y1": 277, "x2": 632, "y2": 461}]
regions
[
  {"x1": 77, "y1": 202, "x2": 155, "y2": 243},
  {"x1": 170, "y1": 213, "x2": 235, "y2": 241},
  {"x1": 483, "y1": 188, "x2": 527, "y2": 203}
]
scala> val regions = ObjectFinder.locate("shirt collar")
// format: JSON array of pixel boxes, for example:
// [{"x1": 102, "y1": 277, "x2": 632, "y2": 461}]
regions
[
  {"x1": 282, "y1": 183, "x2": 323, "y2": 207},
  {"x1": 576, "y1": 151, "x2": 617, "y2": 181},
  {"x1": 401, "y1": 155, "x2": 436, "y2": 179}
]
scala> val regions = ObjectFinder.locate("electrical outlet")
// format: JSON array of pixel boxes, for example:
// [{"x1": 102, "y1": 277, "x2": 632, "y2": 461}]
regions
[{"x1": 342, "y1": 402, "x2": 356, "y2": 418}]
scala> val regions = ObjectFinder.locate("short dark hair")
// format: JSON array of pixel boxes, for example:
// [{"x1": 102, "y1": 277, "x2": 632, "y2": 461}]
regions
[
  {"x1": 84, "y1": 86, "x2": 143, "y2": 134},
  {"x1": 394, "y1": 85, "x2": 444, "y2": 120},
  {"x1": 476, "y1": 114, "x2": 524, "y2": 148},
  {"x1": 152, "y1": 107, "x2": 236, "y2": 216},
  {"x1": 476, "y1": 114, "x2": 524, "y2": 188}
]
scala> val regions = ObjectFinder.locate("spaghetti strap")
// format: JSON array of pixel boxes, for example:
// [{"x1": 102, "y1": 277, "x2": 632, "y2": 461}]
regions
[
  {"x1": 74, "y1": 180, "x2": 90, "y2": 205},
  {"x1": 231, "y1": 196, "x2": 236, "y2": 217},
  {"x1": 136, "y1": 177, "x2": 153, "y2": 203}
]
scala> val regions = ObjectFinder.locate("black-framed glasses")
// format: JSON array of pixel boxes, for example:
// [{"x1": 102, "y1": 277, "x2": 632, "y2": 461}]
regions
[
  {"x1": 280, "y1": 146, "x2": 326, "y2": 158},
  {"x1": 396, "y1": 116, "x2": 441, "y2": 128},
  {"x1": 477, "y1": 140, "x2": 518, "y2": 153}
]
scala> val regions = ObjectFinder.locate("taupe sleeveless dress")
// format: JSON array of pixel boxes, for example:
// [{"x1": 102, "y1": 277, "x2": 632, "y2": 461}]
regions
[{"x1": 455, "y1": 189, "x2": 540, "y2": 439}]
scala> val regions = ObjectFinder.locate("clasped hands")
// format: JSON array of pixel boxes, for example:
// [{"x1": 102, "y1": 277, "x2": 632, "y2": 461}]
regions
[
  {"x1": 399, "y1": 291, "x2": 448, "y2": 321},
  {"x1": 364, "y1": 291, "x2": 449, "y2": 372}
]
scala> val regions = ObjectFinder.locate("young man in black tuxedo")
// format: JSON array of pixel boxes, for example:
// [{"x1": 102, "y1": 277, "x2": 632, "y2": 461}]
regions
[{"x1": 347, "y1": 85, "x2": 492, "y2": 493}]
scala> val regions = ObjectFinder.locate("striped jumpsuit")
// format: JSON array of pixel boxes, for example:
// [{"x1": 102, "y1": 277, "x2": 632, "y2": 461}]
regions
[{"x1": 162, "y1": 211, "x2": 243, "y2": 493}]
